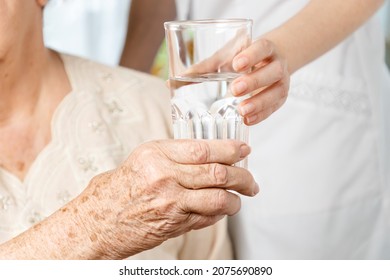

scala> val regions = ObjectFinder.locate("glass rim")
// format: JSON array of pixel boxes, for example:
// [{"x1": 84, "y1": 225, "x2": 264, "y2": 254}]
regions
[{"x1": 164, "y1": 18, "x2": 252, "y2": 30}]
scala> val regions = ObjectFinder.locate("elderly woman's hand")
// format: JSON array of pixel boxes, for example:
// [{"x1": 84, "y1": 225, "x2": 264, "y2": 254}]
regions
[
  {"x1": 0, "y1": 139, "x2": 256, "y2": 260},
  {"x1": 74, "y1": 139, "x2": 257, "y2": 259},
  {"x1": 231, "y1": 38, "x2": 290, "y2": 125}
]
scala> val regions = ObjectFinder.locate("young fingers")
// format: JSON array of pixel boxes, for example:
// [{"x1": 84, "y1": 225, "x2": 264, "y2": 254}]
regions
[
  {"x1": 238, "y1": 78, "x2": 289, "y2": 125},
  {"x1": 231, "y1": 58, "x2": 288, "y2": 97},
  {"x1": 232, "y1": 38, "x2": 275, "y2": 72}
]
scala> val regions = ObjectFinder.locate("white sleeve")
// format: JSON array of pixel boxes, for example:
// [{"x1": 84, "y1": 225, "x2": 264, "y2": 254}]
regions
[{"x1": 175, "y1": 0, "x2": 192, "y2": 20}]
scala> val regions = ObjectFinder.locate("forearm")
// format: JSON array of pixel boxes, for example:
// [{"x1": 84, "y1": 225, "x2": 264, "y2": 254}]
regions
[
  {"x1": 0, "y1": 201, "x2": 99, "y2": 259},
  {"x1": 119, "y1": 0, "x2": 176, "y2": 72},
  {"x1": 0, "y1": 172, "x2": 141, "y2": 260},
  {"x1": 264, "y1": 0, "x2": 384, "y2": 73}
]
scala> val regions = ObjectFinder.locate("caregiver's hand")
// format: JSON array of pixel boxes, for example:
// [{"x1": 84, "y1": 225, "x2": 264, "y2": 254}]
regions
[
  {"x1": 231, "y1": 38, "x2": 290, "y2": 125},
  {"x1": 168, "y1": 38, "x2": 290, "y2": 126}
]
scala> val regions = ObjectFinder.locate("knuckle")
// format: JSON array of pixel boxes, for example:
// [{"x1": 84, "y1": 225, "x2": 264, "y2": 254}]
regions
[
  {"x1": 126, "y1": 144, "x2": 156, "y2": 173},
  {"x1": 210, "y1": 163, "x2": 228, "y2": 186},
  {"x1": 273, "y1": 60, "x2": 285, "y2": 81},
  {"x1": 134, "y1": 144, "x2": 172, "y2": 186},
  {"x1": 188, "y1": 141, "x2": 210, "y2": 163},
  {"x1": 258, "y1": 39, "x2": 273, "y2": 56},
  {"x1": 252, "y1": 76, "x2": 262, "y2": 91},
  {"x1": 214, "y1": 189, "x2": 229, "y2": 211},
  {"x1": 144, "y1": 166, "x2": 170, "y2": 188},
  {"x1": 136, "y1": 142, "x2": 157, "y2": 159},
  {"x1": 225, "y1": 140, "x2": 240, "y2": 159},
  {"x1": 230, "y1": 141, "x2": 240, "y2": 158}
]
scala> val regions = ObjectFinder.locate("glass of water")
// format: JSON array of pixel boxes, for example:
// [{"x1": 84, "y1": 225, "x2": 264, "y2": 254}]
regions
[{"x1": 164, "y1": 19, "x2": 252, "y2": 167}]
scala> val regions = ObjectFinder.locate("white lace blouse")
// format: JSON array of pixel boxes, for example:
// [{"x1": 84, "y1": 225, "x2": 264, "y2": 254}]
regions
[{"x1": 0, "y1": 54, "x2": 232, "y2": 259}]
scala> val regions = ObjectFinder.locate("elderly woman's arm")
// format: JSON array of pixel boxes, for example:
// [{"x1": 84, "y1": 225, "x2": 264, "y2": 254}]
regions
[{"x1": 0, "y1": 139, "x2": 257, "y2": 259}]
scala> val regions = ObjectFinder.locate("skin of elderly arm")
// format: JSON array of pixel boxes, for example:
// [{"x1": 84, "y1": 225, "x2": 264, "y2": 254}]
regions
[
  {"x1": 0, "y1": 196, "x2": 100, "y2": 259},
  {"x1": 119, "y1": 0, "x2": 176, "y2": 72},
  {"x1": 0, "y1": 140, "x2": 257, "y2": 260},
  {"x1": 262, "y1": 0, "x2": 384, "y2": 74}
]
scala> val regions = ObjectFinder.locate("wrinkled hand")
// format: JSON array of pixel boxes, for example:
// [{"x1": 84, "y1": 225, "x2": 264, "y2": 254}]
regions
[
  {"x1": 231, "y1": 38, "x2": 290, "y2": 125},
  {"x1": 74, "y1": 139, "x2": 257, "y2": 259}
]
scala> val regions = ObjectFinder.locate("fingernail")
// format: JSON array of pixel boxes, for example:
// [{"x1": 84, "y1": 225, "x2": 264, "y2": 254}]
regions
[
  {"x1": 232, "y1": 81, "x2": 247, "y2": 95},
  {"x1": 245, "y1": 114, "x2": 258, "y2": 124},
  {"x1": 233, "y1": 57, "x2": 249, "y2": 70},
  {"x1": 239, "y1": 102, "x2": 255, "y2": 116},
  {"x1": 240, "y1": 144, "x2": 251, "y2": 158}
]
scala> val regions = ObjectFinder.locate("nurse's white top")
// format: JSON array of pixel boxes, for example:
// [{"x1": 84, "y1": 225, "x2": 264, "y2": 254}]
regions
[
  {"x1": 177, "y1": 0, "x2": 390, "y2": 259},
  {"x1": 43, "y1": 0, "x2": 131, "y2": 66}
]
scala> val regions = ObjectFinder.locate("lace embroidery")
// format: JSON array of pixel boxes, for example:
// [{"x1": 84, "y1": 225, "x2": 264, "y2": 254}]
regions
[
  {"x1": 78, "y1": 156, "x2": 98, "y2": 173},
  {"x1": 0, "y1": 195, "x2": 13, "y2": 211},
  {"x1": 100, "y1": 72, "x2": 113, "y2": 83},
  {"x1": 105, "y1": 99, "x2": 124, "y2": 114},
  {"x1": 57, "y1": 190, "x2": 71, "y2": 204},
  {"x1": 27, "y1": 211, "x2": 44, "y2": 226},
  {"x1": 88, "y1": 121, "x2": 105, "y2": 133},
  {"x1": 289, "y1": 80, "x2": 371, "y2": 116}
]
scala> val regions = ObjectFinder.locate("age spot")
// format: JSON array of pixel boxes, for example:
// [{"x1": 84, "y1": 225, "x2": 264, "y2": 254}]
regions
[{"x1": 90, "y1": 233, "x2": 98, "y2": 242}]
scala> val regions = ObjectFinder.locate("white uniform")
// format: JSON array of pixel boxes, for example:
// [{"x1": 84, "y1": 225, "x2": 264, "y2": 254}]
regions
[
  {"x1": 43, "y1": 0, "x2": 131, "y2": 66},
  {"x1": 176, "y1": 0, "x2": 390, "y2": 259}
]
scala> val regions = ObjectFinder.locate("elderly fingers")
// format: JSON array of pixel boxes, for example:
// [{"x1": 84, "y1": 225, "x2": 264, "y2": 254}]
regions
[
  {"x1": 154, "y1": 139, "x2": 250, "y2": 165},
  {"x1": 180, "y1": 214, "x2": 225, "y2": 231},
  {"x1": 174, "y1": 163, "x2": 259, "y2": 196},
  {"x1": 180, "y1": 188, "x2": 241, "y2": 216}
]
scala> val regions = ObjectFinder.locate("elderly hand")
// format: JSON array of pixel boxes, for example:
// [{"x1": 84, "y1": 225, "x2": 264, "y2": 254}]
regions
[
  {"x1": 73, "y1": 139, "x2": 257, "y2": 259},
  {"x1": 231, "y1": 38, "x2": 290, "y2": 125}
]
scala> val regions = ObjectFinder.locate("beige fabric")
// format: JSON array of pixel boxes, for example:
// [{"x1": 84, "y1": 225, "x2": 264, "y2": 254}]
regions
[{"x1": 0, "y1": 54, "x2": 232, "y2": 260}]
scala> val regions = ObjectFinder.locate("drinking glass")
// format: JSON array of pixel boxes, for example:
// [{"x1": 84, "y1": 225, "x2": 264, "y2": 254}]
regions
[{"x1": 164, "y1": 19, "x2": 252, "y2": 167}]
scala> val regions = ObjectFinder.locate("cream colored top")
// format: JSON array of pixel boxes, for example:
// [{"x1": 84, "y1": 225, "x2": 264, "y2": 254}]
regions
[{"x1": 0, "y1": 54, "x2": 232, "y2": 259}]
